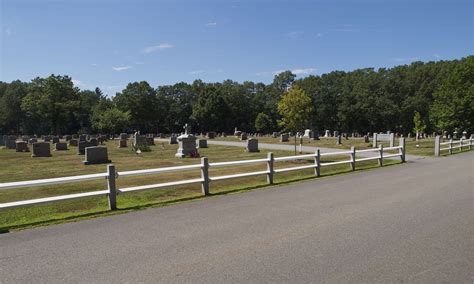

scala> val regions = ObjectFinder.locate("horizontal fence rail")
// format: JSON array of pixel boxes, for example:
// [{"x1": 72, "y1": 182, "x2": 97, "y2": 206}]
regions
[
  {"x1": 434, "y1": 136, "x2": 473, "y2": 156},
  {"x1": 0, "y1": 138, "x2": 407, "y2": 211}
]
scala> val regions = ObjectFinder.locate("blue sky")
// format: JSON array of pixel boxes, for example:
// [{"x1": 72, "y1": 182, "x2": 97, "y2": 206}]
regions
[{"x1": 1, "y1": 0, "x2": 473, "y2": 96}]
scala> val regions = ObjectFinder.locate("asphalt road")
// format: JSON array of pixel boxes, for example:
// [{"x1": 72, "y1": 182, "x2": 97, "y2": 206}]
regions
[{"x1": 1, "y1": 152, "x2": 473, "y2": 283}]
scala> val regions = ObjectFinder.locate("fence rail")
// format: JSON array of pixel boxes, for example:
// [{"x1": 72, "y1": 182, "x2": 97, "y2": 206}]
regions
[
  {"x1": 434, "y1": 136, "x2": 473, "y2": 156},
  {"x1": 0, "y1": 138, "x2": 406, "y2": 211}
]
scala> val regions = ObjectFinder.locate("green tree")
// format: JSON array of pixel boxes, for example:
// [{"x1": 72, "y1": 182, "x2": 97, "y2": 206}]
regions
[
  {"x1": 254, "y1": 112, "x2": 274, "y2": 133},
  {"x1": 277, "y1": 85, "x2": 314, "y2": 132},
  {"x1": 92, "y1": 107, "x2": 131, "y2": 135},
  {"x1": 413, "y1": 111, "x2": 426, "y2": 140},
  {"x1": 21, "y1": 75, "x2": 79, "y2": 134},
  {"x1": 430, "y1": 56, "x2": 474, "y2": 134}
]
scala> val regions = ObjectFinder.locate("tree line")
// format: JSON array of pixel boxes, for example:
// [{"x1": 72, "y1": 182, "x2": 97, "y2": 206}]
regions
[{"x1": 0, "y1": 56, "x2": 472, "y2": 136}]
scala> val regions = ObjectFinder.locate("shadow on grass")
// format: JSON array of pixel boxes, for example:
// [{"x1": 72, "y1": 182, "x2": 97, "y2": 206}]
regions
[{"x1": 2, "y1": 161, "x2": 401, "y2": 232}]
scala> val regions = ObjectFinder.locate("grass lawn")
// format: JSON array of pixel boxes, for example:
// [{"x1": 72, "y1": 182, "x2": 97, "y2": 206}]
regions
[
  {"x1": 0, "y1": 139, "x2": 401, "y2": 231},
  {"x1": 213, "y1": 136, "x2": 439, "y2": 156}
]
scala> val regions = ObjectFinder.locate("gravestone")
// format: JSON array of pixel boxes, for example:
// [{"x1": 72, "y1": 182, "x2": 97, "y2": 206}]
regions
[
  {"x1": 5, "y1": 136, "x2": 16, "y2": 149},
  {"x1": 79, "y1": 135, "x2": 87, "y2": 142},
  {"x1": 0, "y1": 135, "x2": 6, "y2": 146},
  {"x1": 373, "y1": 133, "x2": 395, "y2": 148},
  {"x1": 72, "y1": 134, "x2": 79, "y2": 139},
  {"x1": 21, "y1": 136, "x2": 29, "y2": 142},
  {"x1": 55, "y1": 142, "x2": 68, "y2": 151},
  {"x1": 146, "y1": 137, "x2": 155, "y2": 146},
  {"x1": 207, "y1": 132, "x2": 216, "y2": 139},
  {"x1": 240, "y1": 132, "x2": 248, "y2": 140},
  {"x1": 65, "y1": 135, "x2": 72, "y2": 141},
  {"x1": 98, "y1": 135, "x2": 106, "y2": 145},
  {"x1": 334, "y1": 131, "x2": 339, "y2": 137},
  {"x1": 89, "y1": 138, "x2": 99, "y2": 147},
  {"x1": 83, "y1": 146, "x2": 111, "y2": 165},
  {"x1": 280, "y1": 133, "x2": 289, "y2": 142},
  {"x1": 120, "y1": 133, "x2": 128, "y2": 140},
  {"x1": 303, "y1": 129, "x2": 312, "y2": 138},
  {"x1": 78, "y1": 141, "x2": 91, "y2": 155},
  {"x1": 324, "y1": 130, "x2": 330, "y2": 137},
  {"x1": 31, "y1": 142, "x2": 51, "y2": 157},
  {"x1": 43, "y1": 136, "x2": 51, "y2": 142},
  {"x1": 133, "y1": 135, "x2": 147, "y2": 147},
  {"x1": 52, "y1": 136, "x2": 60, "y2": 144},
  {"x1": 246, "y1": 138, "x2": 259, "y2": 152},
  {"x1": 272, "y1": 132, "x2": 280, "y2": 138},
  {"x1": 118, "y1": 139, "x2": 128, "y2": 148},
  {"x1": 197, "y1": 139, "x2": 208, "y2": 148},
  {"x1": 336, "y1": 135, "x2": 342, "y2": 145},
  {"x1": 69, "y1": 139, "x2": 78, "y2": 147},
  {"x1": 313, "y1": 131, "x2": 320, "y2": 140},
  {"x1": 169, "y1": 136, "x2": 178, "y2": 144},
  {"x1": 28, "y1": 138, "x2": 38, "y2": 144},
  {"x1": 16, "y1": 141, "x2": 29, "y2": 152},
  {"x1": 175, "y1": 124, "x2": 198, "y2": 158},
  {"x1": 364, "y1": 135, "x2": 369, "y2": 143}
]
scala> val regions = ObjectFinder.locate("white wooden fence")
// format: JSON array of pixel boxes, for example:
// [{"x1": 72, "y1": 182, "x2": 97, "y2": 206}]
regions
[
  {"x1": 434, "y1": 136, "x2": 473, "y2": 156},
  {"x1": 0, "y1": 138, "x2": 405, "y2": 211}
]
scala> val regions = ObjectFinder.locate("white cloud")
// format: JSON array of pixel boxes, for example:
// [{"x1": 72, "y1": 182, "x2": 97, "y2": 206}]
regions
[
  {"x1": 206, "y1": 22, "x2": 217, "y2": 26},
  {"x1": 112, "y1": 66, "x2": 132, "y2": 71},
  {"x1": 143, "y1": 43, "x2": 173, "y2": 53},
  {"x1": 287, "y1": 31, "x2": 304, "y2": 39},
  {"x1": 189, "y1": 70, "x2": 204, "y2": 75}
]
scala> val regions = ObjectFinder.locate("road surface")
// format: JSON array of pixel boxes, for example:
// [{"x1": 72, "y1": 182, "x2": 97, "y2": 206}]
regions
[{"x1": 0, "y1": 152, "x2": 472, "y2": 283}]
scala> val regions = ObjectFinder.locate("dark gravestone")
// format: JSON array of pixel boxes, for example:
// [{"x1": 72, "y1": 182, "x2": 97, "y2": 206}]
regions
[
  {"x1": 240, "y1": 132, "x2": 248, "y2": 140},
  {"x1": 207, "y1": 132, "x2": 216, "y2": 139},
  {"x1": 89, "y1": 138, "x2": 99, "y2": 147},
  {"x1": 79, "y1": 135, "x2": 87, "y2": 142},
  {"x1": 28, "y1": 138, "x2": 38, "y2": 144},
  {"x1": 246, "y1": 138, "x2": 259, "y2": 152},
  {"x1": 55, "y1": 142, "x2": 68, "y2": 151},
  {"x1": 0, "y1": 135, "x2": 6, "y2": 146},
  {"x1": 43, "y1": 135, "x2": 51, "y2": 142},
  {"x1": 78, "y1": 141, "x2": 91, "y2": 155},
  {"x1": 280, "y1": 134, "x2": 289, "y2": 142},
  {"x1": 69, "y1": 139, "x2": 78, "y2": 147},
  {"x1": 5, "y1": 136, "x2": 17, "y2": 149},
  {"x1": 120, "y1": 133, "x2": 128, "y2": 140},
  {"x1": 31, "y1": 142, "x2": 51, "y2": 157},
  {"x1": 197, "y1": 139, "x2": 208, "y2": 148},
  {"x1": 169, "y1": 136, "x2": 178, "y2": 144},
  {"x1": 52, "y1": 136, "x2": 60, "y2": 144},
  {"x1": 364, "y1": 135, "x2": 369, "y2": 143},
  {"x1": 336, "y1": 135, "x2": 342, "y2": 145},
  {"x1": 83, "y1": 146, "x2": 111, "y2": 165},
  {"x1": 175, "y1": 134, "x2": 197, "y2": 158},
  {"x1": 16, "y1": 141, "x2": 29, "y2": 152}
]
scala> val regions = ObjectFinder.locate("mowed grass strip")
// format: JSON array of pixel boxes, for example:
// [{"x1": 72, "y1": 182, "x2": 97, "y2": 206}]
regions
[{"x1": 0, "y1": 140, "x2": 400, "y2": 231}]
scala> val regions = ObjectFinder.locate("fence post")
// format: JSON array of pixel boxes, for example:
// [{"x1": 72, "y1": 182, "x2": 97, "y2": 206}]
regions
[
  {"x1": 434, "y1": 135, "x2": 441, "y2": 157},
  {"x1": 399, "y1": 137, "x2": 406, "y2": 163},
  {"x1": 448, "y1": 139, "x2": 453, "y2": 155},
  {"x1": 201, "y1": 157, "x2": 209, "y2": 196},
  {"x1": 378, "y1": 144, "x2": 384, "y2": 167},
  {"x1": 460, "y1": 138, "x2": 463, "y2": 152},
  {"x1": 373, "y1": 133, "x2": 378, "y2": 148},
  {"x1": 350, "y1": 146, "x2": 356, "y2": 171},
  {"x1": 107, "y1": 164, "x2": 117, "y2": 210},
  {"x1": 267, "y1": 152, "x2": 274, "y2": 184},
  {"x1": 470, "y1": 138, "x2": 473, "y2": 150},
  {"x1": 315, "y1": 149, "x2": 321, "y2": 177}
]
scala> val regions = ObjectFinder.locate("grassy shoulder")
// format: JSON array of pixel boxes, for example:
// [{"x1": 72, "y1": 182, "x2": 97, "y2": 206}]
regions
[
  {"x1": 213, "y1": 136, "x2": 439, "y2": 156},
  {"x1": 0, "y1": 140, "x2": 401, "y2": 231}
]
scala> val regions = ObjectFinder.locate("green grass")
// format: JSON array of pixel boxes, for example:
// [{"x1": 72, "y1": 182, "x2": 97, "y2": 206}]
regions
[
  {"x1": 213, "y1": 135, "x2": 440, "y2": 156},
  {"x1": 0, "y1": 139, "x2": 401, "y2": 231}
]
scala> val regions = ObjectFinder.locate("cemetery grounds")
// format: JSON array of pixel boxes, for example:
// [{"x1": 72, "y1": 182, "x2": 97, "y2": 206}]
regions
[{"x1": 0, "y1": 140, "x2": 400, "y2": 231}]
